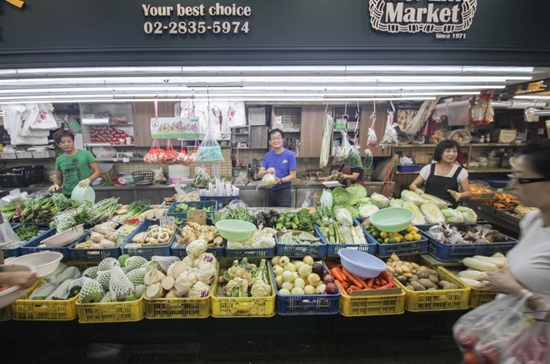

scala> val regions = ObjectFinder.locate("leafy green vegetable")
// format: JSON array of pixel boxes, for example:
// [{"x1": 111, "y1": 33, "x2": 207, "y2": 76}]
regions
[
  {"x1": 346, "y1": 184, "x2": 367, "y2": 206},
  {"x1": 420, "y1": 202, "x2": 445, "y2": 224},
  {"x1": 332, "y1": 187, "x2": 350, "y2": 206},
  {"x1": 370, "y1": 192, "x2": 390, "y2": 208},
  {"x1": 456, "y1": 206, "x2": 478, "y2": 224},
  {"x1": 15, "y1": 224, "x2": 39, "y2": 242}
]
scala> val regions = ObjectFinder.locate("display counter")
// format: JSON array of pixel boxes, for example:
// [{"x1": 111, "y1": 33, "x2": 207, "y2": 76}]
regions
[{"x1": 463, "y1": 199, "x2": 520, "y2": 238}]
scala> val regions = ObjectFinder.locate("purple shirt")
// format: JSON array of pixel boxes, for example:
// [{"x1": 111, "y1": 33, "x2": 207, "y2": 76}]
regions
[{"x1": 261, "y1": 149, "x2": 297, "y2": 191}]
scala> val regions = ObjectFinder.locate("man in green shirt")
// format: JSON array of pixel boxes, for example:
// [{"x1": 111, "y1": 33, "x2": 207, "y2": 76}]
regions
[{"x1": 49, "y1": 130, "x2": 101, "y2": 197}]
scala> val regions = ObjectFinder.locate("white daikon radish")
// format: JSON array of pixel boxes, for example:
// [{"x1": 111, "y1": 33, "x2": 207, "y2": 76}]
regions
[
  {"x1": 480, "y1": 280, "x2": 490, "y2": 288},
  {"x1": 161, "y1": 276, "x2": 175, "y2": 291},
  {"x1": 463, "y1": 257, "x2": 498, "y2": 272},
  {"x1": 459, "y1": 277, "x2": 483, "y2": 288},
  {"x1": 154, "y1": 208, "x2": 167, "y2": 218},
  {"x1": 145, "y1": 209, "x2": 156, "y2": 219},
  {"x1": 492, "y1": 252, "x2": 505, "y2": 258},
  {"x1": 473, "y1": 255, "x2": 507, "y2": 268},
  {"x1": 458, "y1": 270, "x2": 487, "y2": 281}
]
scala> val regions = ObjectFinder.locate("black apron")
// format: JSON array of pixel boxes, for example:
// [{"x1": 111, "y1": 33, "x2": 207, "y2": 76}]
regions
[{"x1": 425, "y1": 163, "x2": 462, "y2": 208}]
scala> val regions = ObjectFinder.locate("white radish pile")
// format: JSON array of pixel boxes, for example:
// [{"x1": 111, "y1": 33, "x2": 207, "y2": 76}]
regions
[{"x1": 458, "y1": 253, "x2": 507, "y2": 289}]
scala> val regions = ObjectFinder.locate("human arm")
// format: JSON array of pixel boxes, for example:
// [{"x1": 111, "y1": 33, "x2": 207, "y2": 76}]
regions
[
  {"x1": 409, "y1": 175, "x2": 426, "y2": 193},
  {"x1": 269, "y1": 170, "x2": 296, "y2": 188},
  {"x1": 343, "y1": 172, "x2": 360, "y2": 181},
  {"x1": 79, "y1": 159, "x2": 102, "y2": 187},
  {"x1": 448, "y1": 176, "x2": 472, "y2": 202},
  {"x1": 0, "y1": 271, "x2": 38, "y2": 289},
  {"x1": 49, "y1": 169, "x2": 63, "y2": 192},
  {"x1": 258, "y1": 167, "x2": 275, "y2": 179}
]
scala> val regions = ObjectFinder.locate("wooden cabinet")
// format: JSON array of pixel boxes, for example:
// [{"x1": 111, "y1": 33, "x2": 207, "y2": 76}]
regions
[
  {"x1": 132, "y1": 102, "x2": 178, "y2": 147},
  {"x1": 299, "y1": 106, "x2": 326, "y2": 158}
]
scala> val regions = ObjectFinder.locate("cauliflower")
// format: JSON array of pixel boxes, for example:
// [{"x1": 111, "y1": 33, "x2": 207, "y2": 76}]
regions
[
  {"x1": 188, "y1": 281, "x2": 210, "y2": 298},
  {"x1": 249, "y1": 259, "x2": 269, "y2": 286},
  {"x1": 195, "y1": 252, "x2": 217, "y2": 267},
  {"x1": 186, "y1": 239, "x2": 207, "y2": 259},
  {"x1": 174, "y1": 268, "x2": 197, "y2": 296},
  {"x1": 250, "y1": 280, "x2": 271, "y2": 297},
  {"x1": 181, "y1": 256, "x2": 194, "y2": 270},
  {"x1": 225, "y1": 277, "x2": 248, "y2": 296},
  {"x1": 196, "y1": 262, "x2": 216, "y2": 284},
  {"x1": 223, "y1": 260, "x2": 252, "y2": 282}
]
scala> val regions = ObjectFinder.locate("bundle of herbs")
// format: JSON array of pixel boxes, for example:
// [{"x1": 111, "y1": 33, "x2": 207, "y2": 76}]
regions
[
  {"x1": 0, "y1": 200, "x2": 19, "y2": 221},
  {"x1": 211, "y1": 207, "x2": 255, "y2": 224},
  {"x1": 125, "y1": 200, "x2": 151, "y2": 220},
  {"x1": 253, "y1": 210, "x2": 280, "y2": 228}
]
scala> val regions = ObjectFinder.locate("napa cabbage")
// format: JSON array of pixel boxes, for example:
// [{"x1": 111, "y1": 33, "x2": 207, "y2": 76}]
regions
[
  {"x1": 420, "y1": 202, "x2": 445, "y2": 224},
  {"x1": 442, "y1": 208, "x2": 464, "y2": 224},
  {"x1": 370, "y1": 192, "x2": 389, "y2": 208},
  {"x1": 421, "y1": 193, "x2": 450, "y2": 209},
  {"x1": 401, "y1": 190, "x2": 425, "y2": 206},
  {"x1": 403, "y1": 202, "x2": 425, "y2": 225},
  {"x1": 456, "y1": 206, "x2": 478, "y2": 224}
]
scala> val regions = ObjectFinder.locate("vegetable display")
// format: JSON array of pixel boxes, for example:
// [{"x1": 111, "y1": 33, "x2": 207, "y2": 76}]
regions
[
  {"x1": 457, "y1": 253, "x2": 507, "y2": 288},
  {"x1": 271, "y1": 256, "x2": 336, "y2": 296},
  {"x1": 424, "y1": 224, "x2": 509, "y2": 245},
  {"x1": 278, "y1": 231, "x2": 322, "y2": 245},
  {"x1": 126, "y1": 224, "x2": 175, "y2": 247},
  {"x1": 172, "y1": 203, "x2": 214, "y2": 214},
  {"x1": 174, "y1": 222, "x2": 223, "y2": 248},
  {"x1": 387, "y1": 254, "x2": 458, "y2": 291},
  {"x1": 225, "y1": 227, "x2": 276, "y2": 249},
  {"x1": 217, "y1": 258, "x2": 271, "y2": 297},
  {"x1": 361, "y1": 221, "x2": 422, "y2": 244},
  {"x1": 276, "y1": 209, "x2": 314, "y2": 231},
  {"x1": 74, "y1": 221, "x2": 119, "y2": 249},
  {"x1": 317, "y1": 222, "x2": 367, "y2": 245},
  {"x1": 326, "y1": 260, "x2": 394, "y2": 295}
]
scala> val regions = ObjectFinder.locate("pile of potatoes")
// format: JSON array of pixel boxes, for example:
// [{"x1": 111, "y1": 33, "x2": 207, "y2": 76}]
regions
[{"x1": 386, "y1": 253, "x2": 458, "y2": 291}]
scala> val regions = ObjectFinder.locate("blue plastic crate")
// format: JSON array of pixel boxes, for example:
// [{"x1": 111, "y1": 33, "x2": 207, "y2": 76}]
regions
[
  {"x1": 3, "y1": 223, "x2": 53, "y2": 259},
  {"x1": 68, "y1": 231, "x2": 122, "y2": 262},
  {"x1": 121, "y1": 219, "x2": 174, "y2": 259},
  {"x1": 20, "y1": 228, "x2": 73, "y2": 260},
  {"x1": 200, "y1": 194, "x2": 239, "y2": 209},
  {"x1": 275, "y1": 229, "x2": 327, "y2": 258},
  {"x1": 321, "y1": 221, "x2": 376, "y2": 257},
  {"x1": 357, "y1": 217, "x2": 428, "y2": 258},
  {"x1": 269, "y1": 261, "x2": 340, "y2": 315},
  {"x1": 422, "y1": 226, "x2": 518, "y2": 262},
  {"x1": 167, "y1": 201, "x2": 217, "y2": 220},
  {"x1": 225, "y1": 246, "x2": 275, "y2": 259}
]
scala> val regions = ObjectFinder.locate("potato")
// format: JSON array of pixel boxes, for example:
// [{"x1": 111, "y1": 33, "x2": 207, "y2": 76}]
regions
[
  {"x1": 417, "y1": 270, "x2": 430, "y2": 279},
  {"x1": 442, "y1": 283, "x2": 458, "y2": 290},
  {"x1": 437, "y1": 280, "x2": 451, "y2": 289},
  {"x1": 396, "y1": 275, "x2": 408, "y2": 285},
  {"x1": 405, "y1": 285, "x2": 415, "y2": 291},
  {"x1": 428, "y1": 273, "x2": 439, "y2": 284},
  {"x1": 410, "y1": 281, "x2": 426, "y2": 291},
  {"x1": 418, "y1": 278, "x2": 437, "y2": 290},
  {"x1": 409, "y1": 274, "x2": 419, "y2": 282}
]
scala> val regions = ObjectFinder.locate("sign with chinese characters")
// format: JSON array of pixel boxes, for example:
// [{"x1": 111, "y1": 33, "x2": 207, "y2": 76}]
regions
[
  {"x1": 150, "y1": 117, "x2": 200, "y2": 139},
  {"x1": 369, "y1": 0, "x2": 477, "y2": 39}
]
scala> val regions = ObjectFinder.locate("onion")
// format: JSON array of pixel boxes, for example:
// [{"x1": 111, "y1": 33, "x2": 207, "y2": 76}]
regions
[
  {"x1": 275, "y1": 275, "x2": 283, "y2": 288},
  {"x1": 315, "y1": 283, "x2": 326, "y2": 294},
  {"x1": 303, "y1": 256, "x2": 314, "y2": 266},
  {"x1": 325, "y1": 282, "x2": 338, "y2": 294},
  {"x1": 298, "y1": 264, "x2": 312, "y2": 278},
  {"x1": 271, "y1": 256, "x2": 280, "y2": 266},
  {"x1": 293, "y1": 277, "x2": 305, "y2": 289},
  {"x1": 281, "y1": 282, "x2": 293, "y2": 291},
  {"x1": 279, "y1": 288, "x2": 291, "y2": 296},
  {"x1": 304, "y1": 285, "x2": 316, "y2": 295},
  {"x1": 285, "y1": 263, "x2": 296, "y2": 272},
  {"x1": 312, "y1": 263, "x2": 324, "y2": 276},
  {"x1": 273, "y1": 265, "x2": 284, "y2": 277},
  {"x1": 323, "y1": 274, "x2": 335, "y2": 284},
  {"x1": 281, "y1": 271, "x2": 294, "y2": 283},
  {"x1": 279, "y1": 256, "x2": 290, "y2": 266},
  {"x1": 307, "y1": 273, "x2": 321, "y2": 287},
  {"x1": 291, "y1": 287, "x2": 305, "y2": 295}
]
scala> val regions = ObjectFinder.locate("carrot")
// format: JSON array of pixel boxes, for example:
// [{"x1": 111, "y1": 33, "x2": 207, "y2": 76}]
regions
[
  {"x1": 335, "y1": 279, "x2": 348, "y2": 295},
  {"x1": 374, "y1": 277, "x2": 381, "y2": 287},
  {"x1": 0, "y1": 284, "x2": 10, "y2": 292},
  {"x1": 331, "y1": 267, "x2": 347, "y2": 283},
  {"x1": 366, "y1": 278, "x2": 375, "y2": 288},
  {"x1": 341, "y1": 268, "x2": 367, "y2": 289}
]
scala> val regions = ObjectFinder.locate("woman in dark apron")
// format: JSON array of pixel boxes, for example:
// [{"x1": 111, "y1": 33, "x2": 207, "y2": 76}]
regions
[
  {"x1": 409, "y1": 139, "x2": 472, "y2": 208},
  {"x1": 340, "y1": 166, "x2": 365, "y2": 186}
]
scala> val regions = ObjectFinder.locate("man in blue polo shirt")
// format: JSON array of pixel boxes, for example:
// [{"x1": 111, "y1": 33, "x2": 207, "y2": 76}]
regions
[{"x1": 257, "y1": 128, "x2": 297, "y2": 207}]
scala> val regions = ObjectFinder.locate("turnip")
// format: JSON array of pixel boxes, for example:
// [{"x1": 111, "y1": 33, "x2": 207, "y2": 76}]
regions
[
  {"x1": 281, "y1": 271, "x2": 294, "y2": 283},
  {"x1": 282, "y1": 282, "x2": 294, "y2": 291},
  {"x1": 304, "y1": 285, "x2": 316, "y2": 295},
  {"x1": 279, "y1": 288, "x2": 291, "y2": 296},
  {"x1": 307, "y1": 273, "x2": 321, "y2": 287},
  {"x1": 293, "y1": 277, "x2": 305, "y2": 289},
  {"x1": 298, "y1": 264, "x2": 312, "y2": 278}
]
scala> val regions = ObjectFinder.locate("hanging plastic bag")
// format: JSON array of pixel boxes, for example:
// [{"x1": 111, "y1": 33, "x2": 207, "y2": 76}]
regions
[
  {"x1": 345, "y1": 146, "x2": 363, "y2": 169},
  {"x1": 197, "y1": 131, "x2": 224, "y2": 162},
  {"x1": 301, "y1": 190, "x2": 314, "y2": 208},
  {"x1": 453, "y1": 293, "x2": 536, "y2": 364},
  {"x1": 363, "y1": 148, "x2": 373, "y2": 170},
  {"x1": 333, "y1": 131, "x2": 351, "y2": 164},
  {"x1": 143, "y1": 139, "x2": 161, "y2": 164},
  {"x1": 161, "y1": 139, "x2": 179, "y2": 165},
  {"x1": 367, "y1": 107, "x2": 378, "y2": 146},
  {"x1": 189, "y1": 138, "x2": 199, "y2": 163},
  {"x1": 500, "y1": 316, "x2": 550, "y2": 363},
  {"x1": 0, "y1": 212, "x2": 22, "y2": 249},
  {"x1": 177, "y1": 140, "x2": 191, "y2": 166},
  {"x1": 194, "y1": 165, "x2": 212, "y2": 187},
  {"x1": 319, "y1": 113, "x2": 334, "y2": 168},
  {"x1": 380, "y1": 110, "x2": 399, "y2": 146}
]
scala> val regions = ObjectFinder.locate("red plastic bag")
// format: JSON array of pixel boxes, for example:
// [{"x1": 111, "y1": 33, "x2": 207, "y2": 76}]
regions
[
  {"x1": 162, "y1": 139, "x2": 179, "y2": 165},
  {"x1": 143, "y1": 139, "x2": 162, "y2": 164},
  {"x1": 177, "y1": 140, "x2": 191, "y2": 166}
]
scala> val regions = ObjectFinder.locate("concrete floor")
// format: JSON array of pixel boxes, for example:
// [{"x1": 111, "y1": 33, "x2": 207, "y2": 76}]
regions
[{"x1": 3, "y1": 337, "x2": 462, "y2": 364}]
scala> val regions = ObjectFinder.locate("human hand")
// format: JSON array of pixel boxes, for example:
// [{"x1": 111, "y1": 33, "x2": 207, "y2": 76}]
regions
[
  {"x1": 48, "y1": 184, "x2": 59, "y2": 193},
  {"x1": 447, "y1": 189, "x2": 461, "y2": 201},
  {"x1": 484, "y1": 269, "x2": 524, "y2": 294},
  {"x1": 266, "y1": 168, "x2": 276, "y2": 175},
  {"x1": 78, "y1": 179, "x2": 91, "y2": 188},
  {"x1": 414, "y1": 189, "x2": 424, "y2": 195},
  {"x1": 2, "y1": 271, "x2": 39, "y2": 289},
  {"x1": 267, "y1": 177, "x2": 281, "y2": 189}
]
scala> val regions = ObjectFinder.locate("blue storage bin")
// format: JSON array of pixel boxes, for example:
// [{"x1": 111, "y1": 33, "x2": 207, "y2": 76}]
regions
[
  {"x1": 200, "y1": 194, "x2": 239, "y2": 209},
  {"x1": 20, "y1": 228, "x2": 72, "y2": 260},
  {"x1": 269, "y1": 261, "x2": 340, "y2": 315},
  {"x1": 397, "y1": 164, "x2": 421, "y2": 172},
  {"x1": 275, "y1": 228, "x2": 327, "y2": 258},
  {"x1": 167, "y1": 200, "x2": 217, "y2": 220},
  {"x1": 225, "y1": 245, "x2": 275, "y2": 259},
  {"x1": 357, "y1": 217, "x2": 428, "y2": 258},
  {"x1": 122, "y1": 219, "x2": 174, "y2": 259},
  {"x1": 4, "y1": 223, "x2": 53, "y2": 259},
  {"x1": 68, "y1": 231, "x2": 122, "y2": 262},
  {"x1": 320, "y1": 221, "x2": 376, "y2": 257}
]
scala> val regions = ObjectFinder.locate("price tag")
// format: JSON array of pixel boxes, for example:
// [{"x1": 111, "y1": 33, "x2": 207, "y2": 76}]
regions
[
  {"x1": 160, "y1": 216, "x2": 175, "y2": 227},
  {"x1": 123, "y1": 156, "x2": 130, "y2": 163},
  {"x1": 187, "y1": 210, "x2": 206, "y2": 225}
]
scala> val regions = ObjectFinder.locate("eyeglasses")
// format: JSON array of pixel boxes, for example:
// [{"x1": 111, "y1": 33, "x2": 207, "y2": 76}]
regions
[
  {"x1": 507, "y1": 174, "x2": 550, "y2": 185},
  {"x1": 270, "y1": 137, "x2": 283, "y2": 141}
]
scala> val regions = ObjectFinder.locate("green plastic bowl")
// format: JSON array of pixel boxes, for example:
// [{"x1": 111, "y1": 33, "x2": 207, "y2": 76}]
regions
[
  {"x1": 369, "y1": 207, "x2": 414, "y2": 232},
  {"x1": 215, "y1": 220, "x2": 257, "y2": 242}
]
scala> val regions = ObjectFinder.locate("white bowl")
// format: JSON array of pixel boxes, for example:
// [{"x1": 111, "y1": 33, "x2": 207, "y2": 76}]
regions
[
  {"x1": 7, "y1": 252, "x2": 62, "y2": 278},
  {"x1": 42, "y1": 224, "x2": 85, "y2": 247},
  {"x1": 337, "y1": 249, "x2": 387, "y2": 278},
  {"x1": 0, "y1": 264, "x2": 36, "y2": 309}
]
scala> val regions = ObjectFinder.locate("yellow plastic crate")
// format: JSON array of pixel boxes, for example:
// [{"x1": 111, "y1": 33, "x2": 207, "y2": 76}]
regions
[
  {"x1": 394, "y1": 266, "x2": 470, "y2": 312},
  {"x1": 468, "y1": 287, "x2": 497, "y2": 308},
  {"x1": 76, "y1": 296, "x2": 145, "y2": 323},
  {"x1": 0, "y1": 305, "x2": 12, "y2": 321},
  {"x1": 12, "y1": 280, "x2": 78, "y2": 321},
  {"x1": 143, "y1": 263, "x2": 217, "y2": 319},
  {"x1": 339, "y1": 289, "x2": 406, "y2": 317},
  {"x1": 211, "y1": 258, "x2": 276, "y2": 318},
  {"x1": 66, "y1": 260, "x2": 99, "y2": 271}
]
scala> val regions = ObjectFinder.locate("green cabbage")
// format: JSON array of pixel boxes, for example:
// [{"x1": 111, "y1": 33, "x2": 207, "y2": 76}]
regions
[
  {"x1": 370, "y1": 192, "x2": 389, "y2": 208},
  {"x1": 332, "y1": 187, "x2": 350, "y2": 206},
  {"x1": 420, "y1": 202, "x2": 445, "y2": 224},
  {"x1": 403, "y1": 202, "x2": 425, "y2": 225},
  {"x1": 358, "y1": 204, "x2": 379, "y2": 218},
  {"x1": 257, "y1": 173, "x2": 276, "y2": 190},
  {"x1": 401, "y1": 190, "x2": 425, "y2": 206},
  {"x1": 358, "y1": 197, "x2": 372, "y2": 205},
  {"x1": 389, "y1": 198, "x2": 404, "y2": 208},
  {"x1": 333, "y1": 206, "x2": 353, "y2": 226},
  {"x1": 345, "y1": 184, "x2": 367, "y2": 206},
  {"x1": 343, "y1": 205, "x2": 360, "y2": 218},
  {"x1": 442, "y1": 208, "x2": 464, "y2": 224},
  {"x1": 456, "y1": 206, "x2": 478, "y2": 224},
  {"x1": 421, "y1": 193, "x2": 450, "y2": 209}
]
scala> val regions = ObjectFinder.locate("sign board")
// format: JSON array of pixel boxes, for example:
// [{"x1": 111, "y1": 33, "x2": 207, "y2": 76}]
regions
[
  {"x1": 187, "y1": 210, "x2": 207, "y2": 226},
  {"x1": 150, "y1": 117, "x2": 200, "y2": 139},
  {"x1": 160, "y1": 216, "x2": 175, "y2": 227}
]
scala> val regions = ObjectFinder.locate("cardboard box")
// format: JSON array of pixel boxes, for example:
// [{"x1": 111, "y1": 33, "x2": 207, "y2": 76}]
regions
[
  {"x1": 247, "y1": 107, "x2": 266, "y2": 125},
  {"x1": 491, "y1": 129, "x2": 517, "y2": 143}
]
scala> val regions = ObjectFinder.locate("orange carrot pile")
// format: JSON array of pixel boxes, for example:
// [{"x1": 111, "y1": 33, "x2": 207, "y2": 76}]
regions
[{"x1": 325, "y1": 261, "x2": 394, "y2": 296}]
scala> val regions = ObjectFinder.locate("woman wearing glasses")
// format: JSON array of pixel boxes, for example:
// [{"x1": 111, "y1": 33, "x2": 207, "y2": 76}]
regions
[
  {"x1": 258, "y1": 128, "x2": 297, "y2": 207},
  {"x1": 409, "y1": 139, "x2": 471, "y2": 208},
  {"x1": 484, "y1": 139, "x2": 550, "y2": 308}
]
